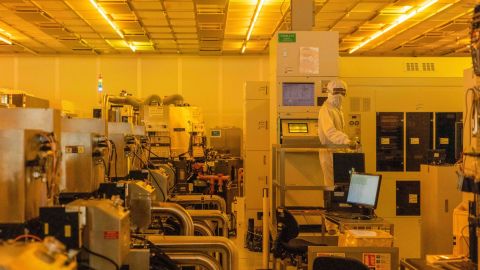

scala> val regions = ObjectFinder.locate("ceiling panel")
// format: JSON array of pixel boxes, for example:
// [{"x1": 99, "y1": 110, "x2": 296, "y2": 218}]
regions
[{"x1": 0, "y1": 0, "x2": 473, "y2": 56}]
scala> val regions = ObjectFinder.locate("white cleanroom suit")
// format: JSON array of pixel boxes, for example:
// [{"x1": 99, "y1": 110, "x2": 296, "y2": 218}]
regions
[{"x1": 317, "y1": 79, "x2": 354, "y2": 187}]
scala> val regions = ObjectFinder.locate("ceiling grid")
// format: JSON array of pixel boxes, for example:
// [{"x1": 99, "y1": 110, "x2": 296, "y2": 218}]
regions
[{"x1": 0, "y1": 0, "x2": 474, "y2": 56}]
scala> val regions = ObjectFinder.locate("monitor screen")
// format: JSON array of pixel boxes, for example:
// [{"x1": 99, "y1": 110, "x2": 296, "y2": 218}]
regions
[
  {"x1": 347, "y1": 173, "x2": 381, "y2": 209},
  {"x1": 282, "y1": 83, "x2": 315, "y2": 106},
  {"x1": 333, "y1": 153, "x2": 365, "y2": 184}
]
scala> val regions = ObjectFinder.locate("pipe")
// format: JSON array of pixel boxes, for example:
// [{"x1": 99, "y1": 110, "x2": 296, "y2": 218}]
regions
[
  {"x1": 151, "y1": 202, "x2": 194, "y2": 236},
  {"x1": 194, "y1": 221, "x2": 214, "y2": 236},
  {"x1": 187, "y1": 210, "x2": 230, "y2": 237},
  {"x1": 167, "y1": 194, "x2": 227, "y2": 213},
  {"x1": 108, "y1": 96, "x2": 143, "y2": 108},
  {"x1": 162, "y1": 94, "x2": 184, "y2": 105},
  {"x1": 147, "y1": 235, "x2": 238, "y2": 270},
  {"x1": 143, "y1": 95, "x2": 162, "y2": 106},
  {"x1": 167, "y1": 252, "x2": 221, "y2": 270}
]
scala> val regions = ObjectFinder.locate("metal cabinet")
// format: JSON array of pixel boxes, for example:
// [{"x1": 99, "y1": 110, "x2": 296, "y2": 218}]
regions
[
  {"x1": 435, "y1": 112, "x2": 462, "y2": 164},
  {"x1": 376, "y1": 112, "x2": 404, "y2": 171},
  {"x1": 244, "y1": 99, "x2": 269, "y2": 150},
  {"x1": 406, "y1": 113, "x2": 433, "y2": 171},
  {"x1": 244, "y1": 81, "x2": 270, "y2": 223},
  {"x1": 244, "y1": 150, "x2": 268, "y2": 221},
  {"x1": 420, "y1": 164, "x2": 462, "y2": 256}
]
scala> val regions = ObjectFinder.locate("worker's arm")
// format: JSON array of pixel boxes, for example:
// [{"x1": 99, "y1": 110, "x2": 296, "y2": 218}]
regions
[{"x1": 319, "y1": 108, "x2": 351, "y2": 145}]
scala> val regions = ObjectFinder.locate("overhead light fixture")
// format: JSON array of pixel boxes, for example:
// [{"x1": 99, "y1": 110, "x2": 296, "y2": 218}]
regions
[
  {"x1": 0, "y1": 34, "x2": 12, "y2": 45},
  {"x1": 241, "y1": 0, "x2": 265, "y2": 54},
  {"x1": 89, "y1": 0, "x2": 124, "y2": 39},
  {"x1": 129, "y1": 43, "x2": 136, "y2": 52},
  {"x1": 349, "y1": 0, "x2": 438, "y2": 54},
  {"x1": 0, "y1": 28, "x2": 13, "y2": 45}
]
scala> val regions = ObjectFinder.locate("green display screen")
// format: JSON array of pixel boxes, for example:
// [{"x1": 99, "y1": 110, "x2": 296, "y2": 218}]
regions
[{"x1": 288, "y1": 123, "x2": 308, "y2": 133}]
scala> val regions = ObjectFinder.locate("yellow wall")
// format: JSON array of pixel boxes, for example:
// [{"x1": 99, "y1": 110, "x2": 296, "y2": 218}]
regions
[{"x1": 0, "y1": 55, "x2": 269, "y2": 130}]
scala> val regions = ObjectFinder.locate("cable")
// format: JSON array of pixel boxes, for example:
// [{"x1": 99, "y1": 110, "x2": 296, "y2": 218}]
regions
[
  {"x1": 142, "y1": 144, "x2": 169, "y2": 160},
  {"x1": 14, "y1": 234, "x2": 42, "y2": 242},
  {"x1": 81, "y1": 246, "x2": 119, "y2": 270},
  {"x1": 109, "y1": 140, "x2": 118, "y2": 180},
  {"x1": 99, "y1": 158, "x2": 108, "y2": 177},
  {"x1": 132, "y1": 151, "x2": 166, "y2": 201}
]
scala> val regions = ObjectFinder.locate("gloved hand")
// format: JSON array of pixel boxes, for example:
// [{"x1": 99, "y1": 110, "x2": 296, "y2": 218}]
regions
[{"x1": 348, "y1": 140, "x2": 359, "y2": 150}]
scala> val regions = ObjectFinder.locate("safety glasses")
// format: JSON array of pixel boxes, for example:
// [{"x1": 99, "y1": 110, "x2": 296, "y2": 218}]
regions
[{"x1": 332, "y1": 88, "x2": 346, "y2": 96}]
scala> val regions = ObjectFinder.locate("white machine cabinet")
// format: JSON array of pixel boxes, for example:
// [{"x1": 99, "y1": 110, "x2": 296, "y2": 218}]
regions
[
  {"x1": 244, "y1": 81, "x2": 270, "y2": 223},
  {"x1": 420, "y1": 164, "x2": 462, "y2": 256}
]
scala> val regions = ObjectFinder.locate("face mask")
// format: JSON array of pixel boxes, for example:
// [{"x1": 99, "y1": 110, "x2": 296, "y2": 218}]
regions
[{"x1": 328, "y1": 93, "x2": 343, "y2": 108}]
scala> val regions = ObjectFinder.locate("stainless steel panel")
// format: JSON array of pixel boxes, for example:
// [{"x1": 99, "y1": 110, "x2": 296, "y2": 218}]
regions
[
  {"x1": 108, "y1": 133, "x2": 129, "y2": 179},
  {"x1": 0, "y1": 108, "x2": 61, "y2": 135},
  {"x1": 0, "y1": 129, "x2": 26, "y2": 223},
  {"x1": 127, "y1": 181, "x2": 155, "y2": 231},
  {"x1": 108, "y1": 122, "x2": 133, "y2": 179},
  {"x1": 0, "y1": 109, "x2": 61, "y2": 223},
  {"x1": 108, "y1": 122, "x2": 133, "y2": 135},
  {"x1": 132, "y1": 125, "x2": 145, "y2": 136},
  {"x1": 126, "y1": 249, "x2": 150, "y2": 270},
  {"x1": 10, "y1": 94, "x2": 49, "y2": 108},
  {"x1": 0, "y1": 130, "x2": 54, "y2": 223},
  {"x1": 141, "y1": 105, "x2": 168, "y2": 133},
  {"x1": 68, "y1": 199, "x2": 130, "y2": 270},
  {"x1": 209, "y1": 127, "x2": 242, "y2": 156},
  {"x1": 60, "y1": 132, "x2": 102, "y2": 193},
  {"x1": 61, "y1": 118, "x2": 105, "y2": 134},
  {"x1": 167, "y1": 106, "x2": 191, "y2": 157}
]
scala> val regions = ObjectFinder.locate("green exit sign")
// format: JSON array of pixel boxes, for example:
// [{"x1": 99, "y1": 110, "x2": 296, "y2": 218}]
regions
[{"x1": 278, "y1": 33, "x2": 296, "y2": 43}]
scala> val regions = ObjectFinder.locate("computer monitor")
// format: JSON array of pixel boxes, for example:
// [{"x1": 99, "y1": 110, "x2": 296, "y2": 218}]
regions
[
  {"x1": 282, "y1": 82, "x2": 315, "y2": 106},
  {"x1": 333, "y1": 153, "x2": 365, "y2": 184},
  {"x1": 347, "y1": 173, "x2": 382, "y2": 210}
]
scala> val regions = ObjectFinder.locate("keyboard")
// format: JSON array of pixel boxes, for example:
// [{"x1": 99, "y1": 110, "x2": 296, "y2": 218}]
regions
[{"x1": 326, "y1": 211, "x2": 372, "y2": 220}]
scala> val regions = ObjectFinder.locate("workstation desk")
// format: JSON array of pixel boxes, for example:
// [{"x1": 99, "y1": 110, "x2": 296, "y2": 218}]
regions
[{"x1": 282, "y1": 209, "x2": 399, "y2": 270}]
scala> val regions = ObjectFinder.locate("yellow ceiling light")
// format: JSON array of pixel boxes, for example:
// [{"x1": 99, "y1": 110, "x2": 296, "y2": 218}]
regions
[
  {"x1": 349, "y1": 0, "x2": 438, "y2": 54},
  {"x1": 241, "y1": 0, "x2": 265, "y2": 54},
  {"x1": 129, "y1": 43, "x2": 136, "y2": 52},
  {"x1": 89, "y1": 0, "x2": 124, "y2": 39},
  {"x1": 0, "y1": 35, "x2": 12, "y2": 45},
  {"x1": 0, "y1": 28, "x2": 13, "y2": 45}
]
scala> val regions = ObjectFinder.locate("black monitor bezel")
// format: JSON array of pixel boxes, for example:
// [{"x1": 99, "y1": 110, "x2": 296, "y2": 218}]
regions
[
  {"x1": 346, "y1": 173, "x2": 382, "y2": 210},
  {"x1": 333, "y1": 153, "x2": 365, "y2": 184}
]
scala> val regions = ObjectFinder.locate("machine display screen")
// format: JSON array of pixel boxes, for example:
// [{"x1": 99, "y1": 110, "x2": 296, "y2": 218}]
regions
[
  {"x1": 347, "y1": 173, "x2": 381, "y2": 209},
  {"x1": 211, "y1": 130, "x2": 221, "y2": 137},
  {"x1": 288, "y1": 123, "x2": 308, "y2": 133},
  {"x1": 282, "y1": 83, "x2": 315, "y2": 106}
]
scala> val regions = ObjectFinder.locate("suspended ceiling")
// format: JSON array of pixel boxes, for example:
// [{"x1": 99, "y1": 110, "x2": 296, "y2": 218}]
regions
[{"x1": 0, "y1": 0, "x2": 476, "y2": 56}]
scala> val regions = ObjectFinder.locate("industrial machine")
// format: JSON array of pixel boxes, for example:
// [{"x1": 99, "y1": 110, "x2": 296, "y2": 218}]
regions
[
  {"x1": 0, "y1": 94, "x2": 239, "y2": 270},
  {"x1": 0, "y1": 88, "x2": 50, "y2": 108},
  {"x1": 450, "y1": 5, "x2": 480, "y2": 267},
  {"x1": 60, "y1": 118, "x2": 108, "y2": 196},
  {"x1": 269, "y1": 31, "x2": 345, "y2": 212},
  {"x1": 0, "y1": 108, "x2": 61, "y2": 239},
  {"x1": 209, "y1": 127, "x2": 242, "y2": 157}
]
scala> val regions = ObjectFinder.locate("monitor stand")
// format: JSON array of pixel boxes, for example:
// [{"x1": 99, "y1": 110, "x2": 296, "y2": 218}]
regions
[{"x1": 359, "y1": 207, "x2": 375, "y2": 218}]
